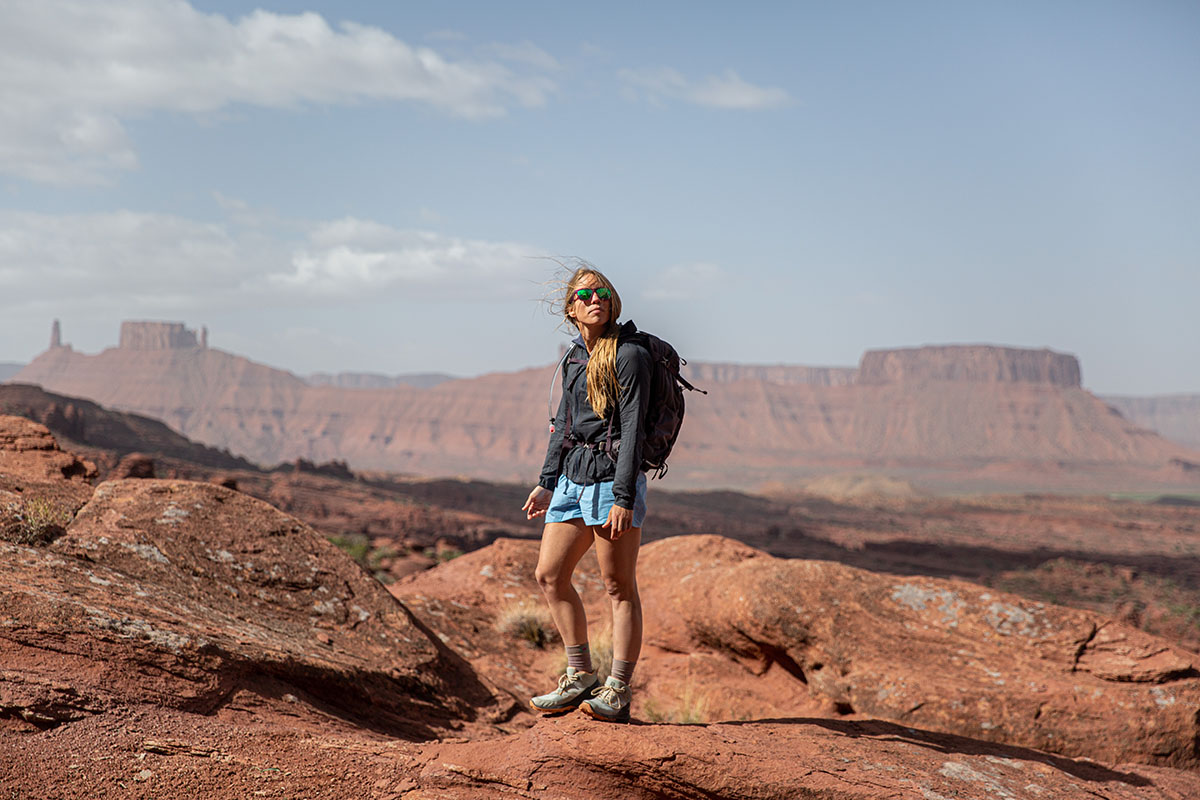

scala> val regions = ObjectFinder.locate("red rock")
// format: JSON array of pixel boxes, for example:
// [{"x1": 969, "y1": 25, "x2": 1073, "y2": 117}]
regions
[
  {"x1": 0, "y1": 415, "x2": 96, "y2": 538},
  {"x1": 396, "y1": 533, "x2": 1200, "y2": 768},
  {"x1": 5, "y1": 416, "x2": 1200, "y2": 798},
  {"x1": 0, "y1": 414, "x2": 96, "y2": 483},
  {"x1": 638, "y1": 535, "x2": 1200, "y2": 769},
  {"x1": 6, "y1": 704, "x2": 1199, "y2": 799},
  {"x1": 1, "y1": 477, "x2": 515, "y2": 738},
  {"x1": 0, "y1": 384, "x2": 254, "y2": 472},
  {"x1": 110, "y1": 452, "x2": 155, "y2": 479},
  {"x1": 400, "y1": 714, "x2": 1200, "y2": 799},
  {"x1": 858, "y1": 344, "x2": 1082, "y2": 386},
  {"x1": 13, "y1": 332, "x2": 1200, "y2": 493}
]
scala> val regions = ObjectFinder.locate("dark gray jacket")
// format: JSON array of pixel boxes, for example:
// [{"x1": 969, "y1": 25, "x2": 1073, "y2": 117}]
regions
[{"x1": 538, "y1": 320, "x2": 652, "y2": 508}]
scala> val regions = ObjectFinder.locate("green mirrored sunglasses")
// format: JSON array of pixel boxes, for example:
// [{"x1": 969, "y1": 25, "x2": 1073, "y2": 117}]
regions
[{"x1": 574, "y1": 287, "x2": 612, "y2": 302}]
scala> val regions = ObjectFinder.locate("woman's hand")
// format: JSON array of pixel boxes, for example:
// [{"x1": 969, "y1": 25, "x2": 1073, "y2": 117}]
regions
[
  {"x1": 522, "y1": 485, "x2": 553, "y2": 520},
  {"x1": 603, "y1": 503, "x2": 634, "y2": 539}
]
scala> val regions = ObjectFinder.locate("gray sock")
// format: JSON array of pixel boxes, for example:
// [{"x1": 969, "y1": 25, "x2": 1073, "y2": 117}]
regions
[
  {"x1": 611, "y1": 658, "x2": 635, "y2": 685},
  {"x1": 566, "y1": 643, "x2": 593, "y2": 673}
]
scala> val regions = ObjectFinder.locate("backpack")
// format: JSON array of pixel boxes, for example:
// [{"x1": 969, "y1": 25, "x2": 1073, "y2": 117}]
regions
[{"x1": 548, "y1": 328, "x2": 706, "y2": 479}]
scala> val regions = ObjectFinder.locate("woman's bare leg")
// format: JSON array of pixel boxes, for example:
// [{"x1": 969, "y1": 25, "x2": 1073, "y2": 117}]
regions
[
  {"x1": 534, "y1": 520, "x2": 595, "y2": 646},
  {"x1": 594, "y1": 525, "x2": 642, "y2": 663}
]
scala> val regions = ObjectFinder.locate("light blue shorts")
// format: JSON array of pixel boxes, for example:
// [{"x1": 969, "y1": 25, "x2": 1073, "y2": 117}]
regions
[{"x1": 545, "y1": 472, "x2": 648, "y2": 528}]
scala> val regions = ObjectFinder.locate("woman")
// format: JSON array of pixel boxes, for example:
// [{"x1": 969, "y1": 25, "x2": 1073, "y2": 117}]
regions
[{"x1": 521, "y1": 265, "x2": 652, "y2": 724}]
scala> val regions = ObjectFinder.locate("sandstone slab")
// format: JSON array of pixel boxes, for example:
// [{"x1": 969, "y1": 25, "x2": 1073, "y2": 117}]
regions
[
  {"x1": 1, "y1": 477, "x2": 515, "y2": 739},
  {"x1": 639, "y1": 535, "x2": 1200, "y2": 768}
]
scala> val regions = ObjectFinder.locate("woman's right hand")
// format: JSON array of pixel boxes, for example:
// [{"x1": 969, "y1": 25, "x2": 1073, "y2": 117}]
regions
[{"x1": 522, "y1": 485, "x2": 553, "y2": 520}]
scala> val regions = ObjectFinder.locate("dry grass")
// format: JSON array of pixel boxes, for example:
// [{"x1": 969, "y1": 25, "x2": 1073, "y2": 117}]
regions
[
  {"x1": 495, "y1": 597, "x2": 559, "y2": 649},
  {"x1": 642, "y1": 677, "x2": 713, "y2": 724},
  {"x1": 542, "y1": 623, "x2": 614, "y2": 680},
  {"x1": 1, "y1": 497, "x2": 71, "y2": 545}
]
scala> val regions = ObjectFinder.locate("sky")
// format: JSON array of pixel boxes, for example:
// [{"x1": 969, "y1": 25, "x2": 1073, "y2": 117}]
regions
[{"x1": 1, "y1": 0, "x2": 1197, "y2": 395}]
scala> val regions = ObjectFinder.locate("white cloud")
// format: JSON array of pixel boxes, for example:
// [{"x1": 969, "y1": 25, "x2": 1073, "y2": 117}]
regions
[
  {"x1": 619, "y1": 67, "x2": 790, "y2": 110},
  {"x1": 0, "y1": 208, "x2": 548, "y2": 313},
  {"x1": 0, "y1": 211, "x2": 247, "y2": 304},
  {"x1": 273, "y1": 219, "x2": 544, "y2": 298},
  {"x1": 0, "y1": 0, "x2": 558, "y2": 183}
]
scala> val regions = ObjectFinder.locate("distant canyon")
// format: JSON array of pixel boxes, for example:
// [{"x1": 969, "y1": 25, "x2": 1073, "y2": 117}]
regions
[{"x1": 8, "y1": 321, "x2": 1200, "y2": 494}]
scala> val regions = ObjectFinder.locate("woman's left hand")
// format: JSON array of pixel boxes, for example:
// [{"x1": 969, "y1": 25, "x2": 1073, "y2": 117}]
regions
[{"x1": 603, "y1": 504, "x2": 634, "y2": 539}]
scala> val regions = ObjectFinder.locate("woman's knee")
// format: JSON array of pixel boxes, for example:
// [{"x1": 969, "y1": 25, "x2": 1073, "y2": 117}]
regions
[
  {"x1": 601, "y1": 573, "x2": 638, "y2": 602},
  {"x1": 535, "y1": 562, "x2": 572, "y2": 596}
]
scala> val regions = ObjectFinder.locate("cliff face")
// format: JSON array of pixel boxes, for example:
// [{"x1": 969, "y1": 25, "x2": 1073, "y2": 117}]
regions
[
  {"x1": 305, "y1": 371, "x2": 454, "y2": 389},
  {"x1": 684, "y1": 363, "x2": 857, "y2": 386},
  {"x1": 12, "y1": 334, "x2": 1198, "y2": 492},
  {"x1": 858, "y1": 345, "x2": 1082, "y2": 386},
  {"x1": 118, "y1": 321, "x2": 200, "y2": 350},
  {"x1": 0, "y1": 383, "x2": 257, "y2": 471}
]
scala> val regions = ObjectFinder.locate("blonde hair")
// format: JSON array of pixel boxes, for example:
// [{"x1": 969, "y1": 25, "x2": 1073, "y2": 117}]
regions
[{"x1": 562, "y1": 265, "x2": 623, "y2": 420}]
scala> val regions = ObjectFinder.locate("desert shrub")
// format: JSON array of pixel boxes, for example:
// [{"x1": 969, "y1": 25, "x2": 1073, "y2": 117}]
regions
[
  {"x1": 368, "y1": 544, "x2": 402, "y2": 585},
  {"x1": 434, "y1": 546, "x2": 464, "y2": 563},
  {"x1": 328, "y1": 533, "x2": 370, "y2": 566},
  {"x1": 495, "y1": 597, "x2": 558, "y2": 649},
  {"x1": 2, "y1": 497, "x2": 71, "y2": 545}
]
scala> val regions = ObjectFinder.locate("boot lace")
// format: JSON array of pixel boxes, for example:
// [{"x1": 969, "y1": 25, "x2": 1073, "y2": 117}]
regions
[
  {"x1": 555, "y1": 671, "x2": 590, "y2": 695},
  {"x1": 590, "y1": 682, "x2": 627, "y2": 707}
]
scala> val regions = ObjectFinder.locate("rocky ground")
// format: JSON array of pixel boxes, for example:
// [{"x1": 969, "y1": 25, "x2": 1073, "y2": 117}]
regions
[
  {"x1": 6, "y1": 383, "x2": 1200, "y2": 653},
  {"x1": 4, "y1": 414, "x2": 1200, "y2": 798}
]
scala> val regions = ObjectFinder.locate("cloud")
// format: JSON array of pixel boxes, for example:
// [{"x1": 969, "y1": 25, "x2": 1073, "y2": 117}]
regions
[
  {"x1": 619, "y1": 67, "x2": 790, "y2": 110},
  {"x1": 0, "y1": 208, "x2": 549, "y2": 313},
  {"x1": 272, "y1": 218, "x2": 545, "y2": 298},
  {"x1": 0, "y1": 0, "x2": 558, "y2": 183},
  {"x1": 0, "y1": 211, "x2": 248, "y2": 307}
]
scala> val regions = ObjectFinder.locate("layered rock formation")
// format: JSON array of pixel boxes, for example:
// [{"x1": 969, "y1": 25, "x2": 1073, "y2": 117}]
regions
[
  {"x1": 0, "y1": 384, "x2": 256, "y2": 472},
  {"x1": 684, "y1": 362, "x2": 858, "y2": 386},
  {"x1": 858, "y1": 344, "x2": 1082, "y2": 386},
  {"x1": 306, "y1": 371, "x2": 454, "y2": 389},
  {"x1": 118, "y1": 320, "x2": 205, "y2": 350},
  {"x1": 12, "y1": 325, "x2": 1200, "y2": 492}
]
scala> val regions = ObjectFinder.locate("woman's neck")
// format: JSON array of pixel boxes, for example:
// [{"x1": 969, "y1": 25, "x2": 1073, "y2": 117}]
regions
[{"x1": 578, "y1": 322, "x2": 607, "y2": 353}]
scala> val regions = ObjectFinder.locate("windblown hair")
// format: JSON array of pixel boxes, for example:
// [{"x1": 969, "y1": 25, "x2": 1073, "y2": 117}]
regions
[{"x1": 562, "y1": 265, "x2": 623, "y2": 420}]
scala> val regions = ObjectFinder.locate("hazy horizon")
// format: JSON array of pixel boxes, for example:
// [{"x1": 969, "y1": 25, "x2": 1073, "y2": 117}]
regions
[{"x1": 3, "y1": 2, "x2": 1198, "y2": 395}]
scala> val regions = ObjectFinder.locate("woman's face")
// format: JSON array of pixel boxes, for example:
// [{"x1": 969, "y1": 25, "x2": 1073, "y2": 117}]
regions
[{"x1": 568, "y1": 274, "x2": 612, "y2": 330}]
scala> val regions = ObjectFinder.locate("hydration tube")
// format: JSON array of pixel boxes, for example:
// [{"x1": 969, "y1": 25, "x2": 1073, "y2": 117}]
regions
[{"x1": 547, "y1": 345, "x2": 573, "y2": 433}]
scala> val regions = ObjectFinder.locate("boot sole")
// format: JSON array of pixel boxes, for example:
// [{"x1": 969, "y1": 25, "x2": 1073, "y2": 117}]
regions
[
  {"x1": 579, "y1": 701, "x2": 631, "y2": 723},
  {"x1": 529, "y1": 684, "x2": 598, "y2": 716},
  {"x1": 528, "y1": 699, "x2": 583, "y2": 716}
]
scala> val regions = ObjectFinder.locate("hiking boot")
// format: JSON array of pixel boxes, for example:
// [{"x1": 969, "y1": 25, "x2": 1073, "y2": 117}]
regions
[
  {"x1": 529, "y1": 668, "x2": 599, "y2": 715},
  {"x1": 579, "y1": 676, "x2": 631, "y2": 723}
]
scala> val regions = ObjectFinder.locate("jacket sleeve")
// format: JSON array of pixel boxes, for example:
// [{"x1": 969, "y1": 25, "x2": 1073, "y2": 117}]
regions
[
  {"x1": 612, "y1": 342, "x2": 652, "y2": 508},
  {"x1": 537, "y1": 362, "x2": 570, "y2": 490}
]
